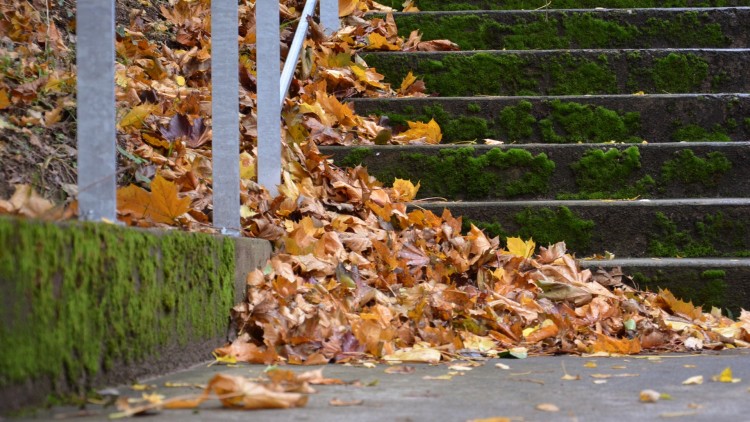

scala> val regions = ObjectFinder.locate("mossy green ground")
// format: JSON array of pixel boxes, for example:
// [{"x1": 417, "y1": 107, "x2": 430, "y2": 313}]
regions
[
  {"x1": 380, "y1": 0, "x2": 750, "y2": 10},
  {"x1": 373, "y1": 100, "x2": 643, "y2": 144},
  {"x1": 648, "y1": 212, "x2": 750, "y2": 257},
  {"x1": 0, "y1": 218, "x2": 235, "y2": 391},
  {"x1": 364, "y1": 51, "x2": 725, "y2": 96},
  {"x1": 391, "y1": 12, "x2": 728, "y2": 51},
  {"x1": 464, "y1": 206, "x2": 596, "y2": 253},
  {"x1": 340, "y1": 146, "x2": 733, "y2": 200},
  {"x1": 344, "y1": 147, "x2": 555, "y2": 200}
]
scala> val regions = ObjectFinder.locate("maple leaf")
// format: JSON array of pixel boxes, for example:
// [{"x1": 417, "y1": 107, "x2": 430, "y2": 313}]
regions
[
  {"x1": 391, "y1": 178, "x2": 420, "y2": 201},
  {"x1": 505, "y1": 237, "x2": 535, "y2": 258},
  {"x1": 365, "y1": 33, "x2": 400, "y2": 51},
  {"x1": 117, "y1": 174, "x2": 190, "y2": 225},
  {"x1": 396, "y1": 119, "x2": 442, "y2": 144}
]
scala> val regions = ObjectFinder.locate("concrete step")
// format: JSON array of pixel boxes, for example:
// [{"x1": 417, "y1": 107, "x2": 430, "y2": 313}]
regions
[
  {"x1": 387, "y1": 8, "x2": 750, "y2": 50},
  {"x1": 378, "y1": 0, "x2": 750, "y2": 10},
  {"x1": 321, "y1": 142, "x2": 750, "y2": 200},
  {"x1": 349, "y1": 94, "x2": 750, "y2": 143},
  {"x1": 580, "y1": 257, "x2": 750, "y2": 314},
  {"x1": 363, "y1": 49, "x2": 750, "y2": 96},
  {"x1": 412, "y1": 198, "x2": 750, "y2": 258}
]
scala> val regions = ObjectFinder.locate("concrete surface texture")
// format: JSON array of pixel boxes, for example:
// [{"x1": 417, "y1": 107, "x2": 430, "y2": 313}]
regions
[{"x1": 12, "y1": 350, "x2": 750, "y2": 422}]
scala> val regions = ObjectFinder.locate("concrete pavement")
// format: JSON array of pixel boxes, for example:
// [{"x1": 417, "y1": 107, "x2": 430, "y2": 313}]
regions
[{"x1": 11, "y1": 349, "x2": 750, "y2": 422}]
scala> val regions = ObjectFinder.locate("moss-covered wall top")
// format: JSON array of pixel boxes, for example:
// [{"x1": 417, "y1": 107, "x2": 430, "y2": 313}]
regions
[{"x1": 0, "y1": 218, "x2": 235, "y2": 392}]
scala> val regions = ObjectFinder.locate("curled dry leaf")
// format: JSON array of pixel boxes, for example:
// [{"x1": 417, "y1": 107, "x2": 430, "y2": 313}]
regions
[{"x1": 536, "y1": 403, "x2": 560, "y2": 412}]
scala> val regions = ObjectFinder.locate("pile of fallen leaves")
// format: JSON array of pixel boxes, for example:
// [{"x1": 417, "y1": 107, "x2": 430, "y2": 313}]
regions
[{"x1": 1, "y1": 0, "x2": 749, "y2": 375}]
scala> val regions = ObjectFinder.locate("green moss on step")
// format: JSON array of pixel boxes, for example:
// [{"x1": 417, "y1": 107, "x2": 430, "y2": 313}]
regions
[
  {"x1": 540, "y1": 100, "x2": 642, "y2": 143},
  {"x1": 464, "y1": 206, "x2": 594, "y2": 252},
  {"x1": 561, "y1": 146, "x2": 655, "y2": 199},
  {"x1": 631, "y1": 269, "x2": 729, "y2": 312},
  {"x1": 648, "y1": 212, "x2": 749, "y2": 257},
  {"x1": 370, "y1": 148, "x2": 555, "y2": 200},
  {"x1": 340, "y1": 147, "x2": 373, "y2": 167},
  {"x1": 661, "y1": 150, "x2": 731, "y2": 186},
  {"x1": 0, "y1": 218, "x2": 235, "y2": 390},
  {"x1": 672, "y1": 124, "x2": 731, "y2": 142},
  {"x1": 497, "y1": 101, "x2": 536, "y2": 141},
  {"x1": 652, "y1": 53, "x2": 709, "y2": 93},
  {"x1": 641, "y1": 12, "x2": 728, "y2": 47},
  {"x1": 384, "y1": 0, "x2": 750, "y2": 11}
]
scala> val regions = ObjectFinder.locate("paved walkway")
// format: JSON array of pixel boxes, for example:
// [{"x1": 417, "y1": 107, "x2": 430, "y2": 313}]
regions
[{"x1": 11, "y1": 350, "x2": 750, "y2": 422}]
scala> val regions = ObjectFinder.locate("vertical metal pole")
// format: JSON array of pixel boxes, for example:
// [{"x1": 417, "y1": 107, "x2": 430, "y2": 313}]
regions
[
  {"x1": 320, "y1": 0, "x2": 339, "y2": 36},
  {"x1": 77, "y1": 0, "x2": 116, "y2": 222},
  {"x1": 256, "y1": 0, "x2": 281, "y2": 197},
  {"x1": 212, "y1": 1, "x2": 241, "y2": 235}
]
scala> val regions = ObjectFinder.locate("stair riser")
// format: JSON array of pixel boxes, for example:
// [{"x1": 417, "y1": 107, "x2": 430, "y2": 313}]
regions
[
  {"x1": 415, "y1": 201, "x2": 750, "y2": 258},
  {"x1": 580, "y1": 261, "x2": 750, "y2": 314},
  {"x1": 350, "y1": 95, "x2": 750, "y2": 143},
  {"x1": 323, "y1": 143, "x2": 750, "y2": 200},
  {"x1": 389, "y1": 8, "x2": 750, "y2": 50},
  {"x1": 363, "y1": 50, "x2": 750, "y2": 96},
  {"x1": 378, "y1": 0, "x2": 750, "y2": 10}
]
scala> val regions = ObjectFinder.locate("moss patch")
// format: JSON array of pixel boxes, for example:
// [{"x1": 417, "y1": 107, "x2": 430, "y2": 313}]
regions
[
  {"x1": 672, "y1": 124, "x2": 732, "y2": 142},
  {"x1": 652, "y1": 53, "x2": 709, "y2": 93},
  {"x1": 356, "y1": 147, "x2": 555, "y2": 200},
  {"x1": 391, "y1": 12, "x2": 728, "y2": 51},
  {"x1": 539, "y1": 100, "x2": 642, "y2": 144},
  {"x1": 373, "y1": 100, "x2": 642, "y2": 144},
  {"x1": 562, "y1": 146, "x2": 655, "y2": 199},
  {"x1": 340, "y1": 147, "x2": 373, "y2": 167},
  {"x1": 632, "y1": 269, "x2": 729, "y2": 312},
  {"x1": 661, "y1": 150, "x2": 732, "y2": 186},
  {"x1": 382, "y1": 0, "x2": 750, "y2": 10},
  {"x1": 466, "y1": 206, "x2": 595, "y2": 252},
  {"x1": 0, "y1": 218, "x2": 235, "y2": 390},
  {"x1": 648, "y1": 212, "x2": 750, "y2": 257}
]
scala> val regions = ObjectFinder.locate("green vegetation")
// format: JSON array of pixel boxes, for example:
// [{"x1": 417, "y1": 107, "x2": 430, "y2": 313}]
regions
[
  {"x1": 372, "y1": 100, "x2": 642, "y2": 144},
  {"x1": 672, "y1": 124, "x2": 731, "y2": 142},
  {"x1": 340, "y1": 147, "x2": 374, "y2": 168},
  {"x1": 0, "y1": 218, "x2": 235, "y2": 389},
  {"x1": 661, "y1": 150, "x2": 732, "y2": 186},
  {"x1": 648, "y1": 212, "x2": 749, "y2": 257},
  {"x1": 346, "y1": 147, "x2": 555, "y2": 200},
  {"x1": 562, "y1": 147, "x2": 655, "y2": 199},
  {"x1": 466, "y1": 206, "x2": 595, "y2": 252},
  {"x1": 381, "y1": 0, "x2": 750, "y2": 10},
  {"x1": 632, "y1": 269, "x2": 729, "y2": 311},
  {"x1": 539, "y1": 100, "x2": 642, "y2": 143},
  {"x1": 498, "y1": 101, "x2": 537, "y2": 141},
  {"x1": 652, "y1": 53, "x2": 709, "y2": 93},
  {"x1": 391, "y1": 12, "x2": 727, "y2": 51}
]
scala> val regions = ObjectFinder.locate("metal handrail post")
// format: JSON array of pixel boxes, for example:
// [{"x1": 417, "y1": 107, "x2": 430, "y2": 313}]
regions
[
  {"x1": 212, "y1": 1, "x2": 241, "y2": 235},
  {"x1": 77, "y1": 0, "x2": 117, "y2": 222},
  {"x1": 257, "y1": 1, "x2": 282, "y2": 198}
]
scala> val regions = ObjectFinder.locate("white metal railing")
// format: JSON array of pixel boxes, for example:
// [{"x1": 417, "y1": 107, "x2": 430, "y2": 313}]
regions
[{"x1": 77, "y1": 0, "x2": 339, "y2": 234}]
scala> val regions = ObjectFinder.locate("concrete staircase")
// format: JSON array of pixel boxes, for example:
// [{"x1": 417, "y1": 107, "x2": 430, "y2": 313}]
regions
[{"x1": 322, "y1": 1, "x2": 750, "y2": 314}]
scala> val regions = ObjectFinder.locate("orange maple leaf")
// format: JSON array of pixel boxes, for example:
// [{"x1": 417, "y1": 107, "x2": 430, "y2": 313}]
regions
[{"x1": 117, "y1": 174, "x2": 190, "y2": 225}]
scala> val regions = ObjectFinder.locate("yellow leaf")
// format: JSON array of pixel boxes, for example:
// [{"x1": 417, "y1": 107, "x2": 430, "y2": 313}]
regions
[
  {"x1": 506, "y1": 237, "x2": 535, "y2": 258},
  {"x1": 118, "y1": 104, "x2": 156, "y2": 130},
  {"x1": 712, "y1": 367, "x2": 741, "y2": 383},
  {"x1": 366, "y1": 33, "x2": 400, "y2": 51},
  {"x1": 399, "y1": 71, "x2": 418, "y2": 93},
  {"x1": 176, "y1": 75, "x2": 186, "y2": 86},
  {"x1": 391, "y1": 178, "x2": 420, "y2": 201},
  {"x1": 240, "y1": 151, "x2": 256, "y2": 180},
  {"x1": 117, "y1": 174, "x2": 190, "y2": 225},
  {"x1": 397, "y1": 119, "x2": 442, "y2": 144}
]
